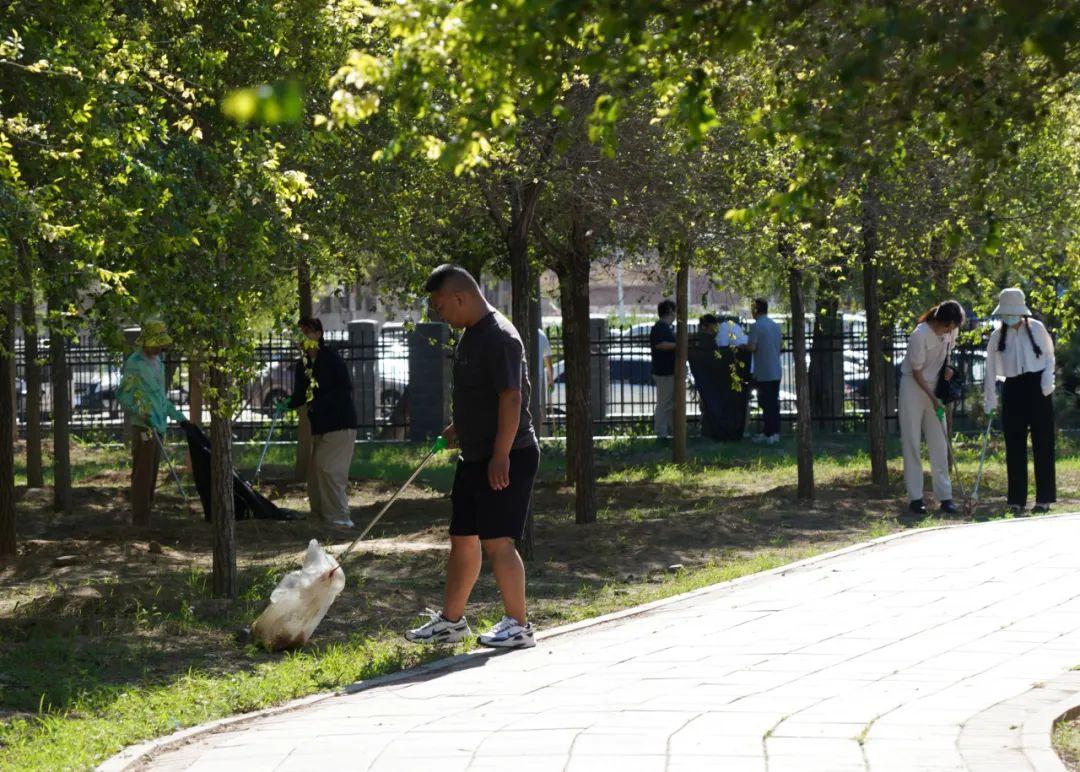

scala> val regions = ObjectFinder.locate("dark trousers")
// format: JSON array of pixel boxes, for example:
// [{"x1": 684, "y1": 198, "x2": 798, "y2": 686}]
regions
[
  {"x1": 756, "y1": 379, "x2": 781, "y2": 437},
  {"x1": 1002, "y1": 372, "x2": 1056, "y2": 506}
]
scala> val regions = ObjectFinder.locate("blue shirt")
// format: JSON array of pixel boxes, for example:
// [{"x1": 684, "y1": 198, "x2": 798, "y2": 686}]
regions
[{"x1": 747, "y1": 315, "x2": 782, "y2": 382}]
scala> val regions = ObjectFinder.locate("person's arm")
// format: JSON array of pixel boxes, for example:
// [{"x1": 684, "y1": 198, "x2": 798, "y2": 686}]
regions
[
  {"x1": 906, "y1": 328, "x2": 940, "y2": 407},
  {"x1": 544, "y1": 355, "x2": 554, "y2": 390},
  {"x1": 487, "y1": 336, "x2": 526, "y2": 490},
  {"x1": 741, "y1": 324, "x2": 757, "y2": 352},
  {"x1": 984, "y1": 331, "x2": 999, "y2": 413},
  {"x1": 287, "y1": 359, "x2": 308, "y2": 408},
  {"x1": 488, "y1": 389, "x2": 521, "y2": 490},
  {"x1": 654, "y1": 323, "x2": 676, "y2": 351},
  {"x1": 1040, "y1": 323, "x2": 1056, "y2": 396}
]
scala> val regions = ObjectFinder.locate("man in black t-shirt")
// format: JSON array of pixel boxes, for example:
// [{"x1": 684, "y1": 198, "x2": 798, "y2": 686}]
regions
[
  {"x1": 405, "y1": 264, "x2": 539, "y2": 650},
  {"x1": 650, "y1": 299, "x2": 678, "y2": 439}
]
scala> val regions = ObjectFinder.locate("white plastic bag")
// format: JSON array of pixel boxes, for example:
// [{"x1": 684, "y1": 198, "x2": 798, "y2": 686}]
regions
[{"x1": 251, "y1": 539, "x2": 346, "y2": 651}]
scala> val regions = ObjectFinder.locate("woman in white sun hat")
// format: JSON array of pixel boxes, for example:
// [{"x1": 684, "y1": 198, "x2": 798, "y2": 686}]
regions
[{"x1": 984, "y1": 287, "x2": 1056, "y2": 515}]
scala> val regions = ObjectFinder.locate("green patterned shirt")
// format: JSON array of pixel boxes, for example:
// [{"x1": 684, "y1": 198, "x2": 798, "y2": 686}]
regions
[{"x1": 117, "y1": 350, "x2": 185, "y2": 433}]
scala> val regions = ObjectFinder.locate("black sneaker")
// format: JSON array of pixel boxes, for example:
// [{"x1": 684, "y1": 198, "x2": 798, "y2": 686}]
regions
[
  {"x1": 1032, "y1": 504, "x2": 1052, "y2": 515},
  {"x1": 939, "y1": 500, "x2": 959, "y2": 515},
  {"x1": 908, "y1": 500, "x2": 927, "y2": 515},
  {"x1": 1008, "y1": 504, "x2": 1027, "y2": 517}
]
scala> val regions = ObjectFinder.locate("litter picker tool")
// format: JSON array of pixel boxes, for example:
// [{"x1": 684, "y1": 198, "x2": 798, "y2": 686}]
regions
[
  {"x1": 333, "y1": 434, "x2": 449, "y2": 570},
  {"x1": 968, "y1": 416, "x2": 994, "y2": 516},
  {"x1": 937, "y1": 406, "x2": 968, "y2": 510},
  {"x1": 250, "y1": 435, "x2": 450, "y2": 651},
  {"x1": 254, "y1": 404, "x2": 284, "y2": 483},
  {"x1": 153, "y1": 429, "x2": 191, "y2": 505}
]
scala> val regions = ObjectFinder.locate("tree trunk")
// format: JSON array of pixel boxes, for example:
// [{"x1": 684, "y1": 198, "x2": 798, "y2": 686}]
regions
[
  {"x1": 0, "y1": 301, "x2": 16, "y2": 557},
  {"x1": 788, "y1": 263, "x2": 815, "y2": 501},
  {"x1": 295, "y1": 257, "x2": 313, "y2": 483},
  {"x1": 673, "y1": 253, "x2": 689, "y2": 463},
  {"x1": 862, "y1": 183, "x2": 889, "y2": 489},
  {"x1": 209, "y1": 366, "x2": 237, "y2": 599},
  {"x1": 809, "y1": 284, "x2": 844, "y2": 432},
  {"x1": 509, "y1": 232, "x2": 536, "y2": 559},
  {"x1": 19, "y1": 282, "x2": 43, "y2": 488},
  {"x1": 47, "y1": 296, "x2": 72, "y2": 514},
  {"x1": 187, "y1": 360, "x2": 203, "y2": 471},
  {"x1": 561, "y1": 240, "x2": 596, "y2": 525}
]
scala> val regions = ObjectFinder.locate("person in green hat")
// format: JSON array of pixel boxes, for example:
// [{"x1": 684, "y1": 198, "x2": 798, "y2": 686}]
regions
[{"x1": 117, "y1": 320, "x2": 189, "y2": 525}]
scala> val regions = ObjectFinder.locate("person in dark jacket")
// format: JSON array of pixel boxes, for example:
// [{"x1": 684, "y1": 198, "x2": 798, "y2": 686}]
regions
[
  {"x1": 289, "y1": 316, "x2": 358, "y2": 527},
  {"x1": 689, "y1": 315, "x2": 724, "y2": 440}
]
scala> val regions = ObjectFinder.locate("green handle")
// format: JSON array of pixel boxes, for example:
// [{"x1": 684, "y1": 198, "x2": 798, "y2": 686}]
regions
[
  {"x1": 432, "y1": 435, "x2": 449, "y2": 452},
  {"x1": 936, "y1": 406, "x2": 945, "y2": 421}
]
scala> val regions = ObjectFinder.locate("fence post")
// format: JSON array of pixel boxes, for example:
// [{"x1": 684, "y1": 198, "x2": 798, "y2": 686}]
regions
[
  {"x1": 588, "y1": 316, "x2": 608, "y2": 427},
  {"x1": 408, "y1": 322, "x2": 451, "y2": 442},
  {"x1": 348, "y1": 319, "x2": 378, "y2": 439}
]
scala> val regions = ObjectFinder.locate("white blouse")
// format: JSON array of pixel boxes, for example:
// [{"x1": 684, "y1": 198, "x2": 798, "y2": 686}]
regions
[
  {"x1": 984, "y1": 319, "x2": 1055, "y2": 412},
  {"x1": 900, "y1": 323, "x2": 957, "y2": 378}
]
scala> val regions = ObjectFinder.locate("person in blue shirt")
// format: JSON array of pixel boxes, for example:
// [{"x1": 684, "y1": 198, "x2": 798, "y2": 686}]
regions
[{"x1": 743, "y1": 299, "x2": 783, "y2": 444}]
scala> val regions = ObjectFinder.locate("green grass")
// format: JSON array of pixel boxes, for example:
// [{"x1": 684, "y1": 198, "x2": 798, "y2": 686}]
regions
[{"x1": 1054, "y1": 713, "x2": 1080, "y2": 771}]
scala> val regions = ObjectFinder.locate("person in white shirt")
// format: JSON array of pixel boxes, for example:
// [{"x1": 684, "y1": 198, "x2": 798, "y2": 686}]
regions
[
  {"x1": 715, "y1": 314, "x2": 748, "y2": 348},
  {"x1": 899, "y1": 300, "x2": 965, "y2": 516},
  {"x1": 983, "y1": 287, "x2": 1056, "y2": 515},
  {"x1": 535, "y1": 328, "x2": 554, "y2": 436}
]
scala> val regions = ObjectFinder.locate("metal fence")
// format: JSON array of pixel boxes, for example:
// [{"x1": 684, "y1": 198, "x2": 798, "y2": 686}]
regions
[{"x1": 13, "y1": 320, "x2": 993, "y2": 440}]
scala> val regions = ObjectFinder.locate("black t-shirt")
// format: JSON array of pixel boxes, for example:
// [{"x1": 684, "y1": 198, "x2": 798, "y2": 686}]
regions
[
  {"x1": 452, "y1": 311, "x2": 538, "y2": 462},
  {"x1": 650, "y1": 320, "x2": 676, "y2": 376}
]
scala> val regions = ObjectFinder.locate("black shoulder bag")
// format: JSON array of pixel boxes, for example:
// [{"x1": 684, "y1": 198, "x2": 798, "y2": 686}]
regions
[{"x1": 934, "y1": 342, "x2": 964, "y2": 405}]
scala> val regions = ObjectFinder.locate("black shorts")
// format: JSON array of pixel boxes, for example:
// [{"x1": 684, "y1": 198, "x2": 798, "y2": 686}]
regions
[{"x1": 450, "y1": 444, "x2": 540, "y2": 540}]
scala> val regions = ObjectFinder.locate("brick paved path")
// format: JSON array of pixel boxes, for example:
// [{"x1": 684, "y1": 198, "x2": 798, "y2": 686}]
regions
[{"x1": 138, "y1": 515, "x2": 1080, "y2": 772}]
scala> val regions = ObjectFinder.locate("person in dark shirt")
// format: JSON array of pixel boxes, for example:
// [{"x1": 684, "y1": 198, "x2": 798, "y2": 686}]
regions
[
  {"x1": 288, "y1": 316, "x2": 358, "y2": 527},
  {"x1": 406, "y1": 264, "x2": 539, "y2": 650},
  {"x1": 650, "y1": 299, "x2": 677, "y2": 438}
]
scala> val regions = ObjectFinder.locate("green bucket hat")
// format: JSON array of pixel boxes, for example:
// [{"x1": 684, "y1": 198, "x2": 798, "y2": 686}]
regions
[{"x1": 136, "y1": 320, "x2": 173, "y2": 348}]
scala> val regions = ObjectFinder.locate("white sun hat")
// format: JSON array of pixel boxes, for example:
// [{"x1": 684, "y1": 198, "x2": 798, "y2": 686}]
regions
[{"x1": 991, "y1": 287, "x2": 1032, "y2": 317}]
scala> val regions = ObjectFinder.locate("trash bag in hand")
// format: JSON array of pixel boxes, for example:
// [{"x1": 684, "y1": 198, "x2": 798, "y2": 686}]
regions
[{"x1": 251, "y1": 539, "x2": 345, "y2": 652}]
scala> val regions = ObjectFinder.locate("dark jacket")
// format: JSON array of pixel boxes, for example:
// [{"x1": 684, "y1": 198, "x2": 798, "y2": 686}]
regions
[{"x1": 288, "y1": 341, "x2": 358, "y2": 435}]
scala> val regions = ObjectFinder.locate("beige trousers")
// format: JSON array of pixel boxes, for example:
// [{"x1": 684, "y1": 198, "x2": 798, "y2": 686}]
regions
[
  {"x1": 308, "y1": 428, "x2": 356, "y2": 521},
  {"x1": 899, "y1": 375, "x2": 952, "y2": 502},
  {"x1": 653, "y1": 375, "x2": 675, "y2": 438}
]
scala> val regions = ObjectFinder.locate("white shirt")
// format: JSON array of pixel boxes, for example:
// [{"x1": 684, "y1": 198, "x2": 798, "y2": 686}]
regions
[
  {"x1": 537, "y1": 328, "x2": 552, "y2": 388},
  {"x1": 715, "y1": 320, "x2": 747, "y2": 348},
  {"x1": 984, "y1": 319, "x2": 1055, "y2": 412},
  {"x1": 900, "y1": 322, "x2": 957, "y2": 378}
]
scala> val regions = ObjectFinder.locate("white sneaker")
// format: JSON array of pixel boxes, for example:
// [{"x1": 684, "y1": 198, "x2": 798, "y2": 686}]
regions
[
  {"x1": 330, "y1": 516, "x2": 354, "y2": 527},
  {"x1": 478, "y1": 616, "x2": 536, "y2": 649},
  {"x1": 405, "y1": 609, "x2": 472, "y2": 644},
  {"x1": 750, "y1": 434, "x2": 767, "y2": 443},
  {"x1": 765, "y1": 434, "x2": 780, "y2": 445}
]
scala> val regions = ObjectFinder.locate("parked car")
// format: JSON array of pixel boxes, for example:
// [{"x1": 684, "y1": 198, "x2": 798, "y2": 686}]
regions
[{"x1": 549, "y1": 348, "x2": 699, "y2": 419}]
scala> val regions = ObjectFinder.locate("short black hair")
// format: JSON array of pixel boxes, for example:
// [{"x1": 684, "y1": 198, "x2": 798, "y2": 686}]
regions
[
  {"x1": 425, "y1": 263, "x2": 478, "y2": 294},
  {"x1": 657, "y1": 299, "x2": 676, "y2": 317},
  {"x1": 298, "y1": 316, "x2": 323, "y2": 334},
  {"x1": 753, "y1": 298, "x2": 768, "y2": 316},
  {"x1": 699, "y1": 313, "x2": 718, "y2": 326}
]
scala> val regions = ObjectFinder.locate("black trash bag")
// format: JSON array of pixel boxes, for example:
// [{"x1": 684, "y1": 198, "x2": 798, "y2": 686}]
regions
[{"x1": 182, "y1": 422, "x2": 303, "y2": 522}]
